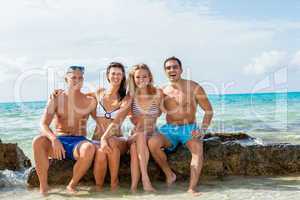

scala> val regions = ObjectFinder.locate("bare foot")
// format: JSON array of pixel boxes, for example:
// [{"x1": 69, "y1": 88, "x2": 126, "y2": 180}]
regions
[
  {"x1": 187, "y1": 188, "x2": 202, "y2": 196},
  {"x1": 66, "y1": 184, "x2": 78, "y2": 194},
  {"x1": 94, "y1": 185, "x2": 104, "y2": 192},
  {"x1": 166, "y1": 172, "x2": 176, "y2": 186},
  {"x1": 143, "y1": 182, "x2": 156, "y2": 192},
  {"x1": 39, "y1": 186, "x2": 49, "y2": 196},
  {"x1": 130, "y1": 184, "x2": 138, "y2": 193},
  {"x1": 110, "y1": 183, "x2": 119, "y2": 192}
]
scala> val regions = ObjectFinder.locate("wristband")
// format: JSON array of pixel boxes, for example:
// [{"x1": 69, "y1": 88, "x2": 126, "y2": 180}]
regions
[{"x1": 200, "y1": 128, "x2": 208, "y2": 135}]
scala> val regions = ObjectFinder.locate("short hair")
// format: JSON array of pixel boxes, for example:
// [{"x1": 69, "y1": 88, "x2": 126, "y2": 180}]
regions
[
  {"x1": 66, "y1": 65, "x2": 85, "y2": 74},
  {"x1": 163, "y1": 56, "x2": 182, "y2": 69}
]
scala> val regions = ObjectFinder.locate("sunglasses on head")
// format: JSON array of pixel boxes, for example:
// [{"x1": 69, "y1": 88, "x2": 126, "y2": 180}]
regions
[{"x1": 67, "y1": 66, "x2": 85, "y2": 74}]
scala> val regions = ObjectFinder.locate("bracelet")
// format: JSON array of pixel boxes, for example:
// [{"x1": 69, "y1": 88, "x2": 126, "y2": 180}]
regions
[{"x1": 200, "y1": 128, "x2": 208, "y2": 135}]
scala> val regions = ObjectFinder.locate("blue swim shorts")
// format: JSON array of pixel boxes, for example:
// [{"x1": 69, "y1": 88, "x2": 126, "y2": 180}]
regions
[
  {"x1": 159, "y1": 123, "x2": 200, "y2": 152},
  {"x1": 57, "y1": 136, "x2": 88, "y2": 160}
]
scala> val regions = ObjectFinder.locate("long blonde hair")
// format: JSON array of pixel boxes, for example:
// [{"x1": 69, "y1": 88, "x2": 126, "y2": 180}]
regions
[{"x1": 128, "y1": 63, "x2": 156, "y2": 96}]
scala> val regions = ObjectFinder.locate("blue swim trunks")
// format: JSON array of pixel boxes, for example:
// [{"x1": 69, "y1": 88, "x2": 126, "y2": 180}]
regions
[
  {"x1": 57, "y1": 136, "x2": 88, "y2": 160},
  {"x1": 159, "y1": 123, "x2": 200, "y2": 152}
]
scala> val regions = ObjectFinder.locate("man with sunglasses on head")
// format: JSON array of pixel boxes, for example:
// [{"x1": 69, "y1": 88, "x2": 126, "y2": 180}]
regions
[
  {"x1": 32, "y1": 66, "x2": 97, "y2": 195},
  {"x1": 148, "y1": 57, "x2": 213, "y2": 196}
]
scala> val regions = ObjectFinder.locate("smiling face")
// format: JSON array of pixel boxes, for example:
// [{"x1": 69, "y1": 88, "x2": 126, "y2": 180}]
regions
[
  {"x1": 65, "y1": 70, "x2": 84, "y2": 90},
  {"x1": 164, "y1": 59, "x2": 183, "y2": 82},
  {"x1": 134, "y1": 68, "x2": 151, "y2": 89},
  {"x1": 107, "y1": 67, "x2": 124, "y2": 86}
]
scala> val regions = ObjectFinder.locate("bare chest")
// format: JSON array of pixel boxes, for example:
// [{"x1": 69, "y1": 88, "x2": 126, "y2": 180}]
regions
[
  {"x1": 56, "y1": 98, "x2": 91, "y2": 121},
  {"x1": 164, "y1": 89, "x2": 195, "y2": 110}
]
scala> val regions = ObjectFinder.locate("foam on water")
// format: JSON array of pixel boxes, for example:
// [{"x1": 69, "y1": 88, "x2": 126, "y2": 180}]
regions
[{"x1": 0, "y1": 169, "x2": 30, "y2": 188}]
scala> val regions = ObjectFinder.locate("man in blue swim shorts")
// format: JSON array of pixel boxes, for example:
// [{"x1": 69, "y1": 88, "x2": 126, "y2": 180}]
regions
[
  {"x1": 148, "y1": 57, "x2": 213, "y2": 195},
  {"x1": 32, "y1": 66, "x2": 97, "y2": 195}
]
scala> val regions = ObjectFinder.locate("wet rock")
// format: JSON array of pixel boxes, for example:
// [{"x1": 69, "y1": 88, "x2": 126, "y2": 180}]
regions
[
  {"x1": 27, "y1": 133, "x2": 300, "y2": 187},
  {"x1": 0, "y1": 143, "x2": 31, "y2": 171}
]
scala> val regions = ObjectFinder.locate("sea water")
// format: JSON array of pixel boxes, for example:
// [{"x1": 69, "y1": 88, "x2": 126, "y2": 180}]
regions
[{"x1": 0, "y1": 92, "x2": 300, "y2": 199}]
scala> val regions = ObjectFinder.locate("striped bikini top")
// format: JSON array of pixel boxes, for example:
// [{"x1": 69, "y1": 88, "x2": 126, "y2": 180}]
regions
[{"x1": 132, "y1": 98, "x2": 160, "y2": 117}]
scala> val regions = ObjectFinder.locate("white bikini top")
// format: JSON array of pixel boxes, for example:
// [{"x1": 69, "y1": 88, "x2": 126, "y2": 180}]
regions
[{"x1": 96, "y1": 92, "x2": 121, "y2": 119}]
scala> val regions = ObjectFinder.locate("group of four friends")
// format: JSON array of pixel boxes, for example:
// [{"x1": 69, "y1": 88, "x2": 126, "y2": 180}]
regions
[{"x1": 32, "y1": 56, "x2": 214, "y2": 196}]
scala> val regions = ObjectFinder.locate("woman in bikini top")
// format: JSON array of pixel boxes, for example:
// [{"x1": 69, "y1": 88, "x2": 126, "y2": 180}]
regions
[
  {"x1": 127, "y1": 64, "x2": 164, "y2": 192},
  {"x1": 93, "y1": 90, "x2": 123, "y2": 139},
  {"x1": 90, "y1": 62, "x2": 129, "y2": 191}
]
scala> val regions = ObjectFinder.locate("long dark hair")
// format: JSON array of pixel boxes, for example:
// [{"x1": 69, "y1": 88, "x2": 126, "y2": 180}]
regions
[{"x1": 106, "y1": 62, "x2": 127, "y2": 101}]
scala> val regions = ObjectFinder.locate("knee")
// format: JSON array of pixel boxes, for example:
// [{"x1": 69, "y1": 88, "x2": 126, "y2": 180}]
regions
[
  {"x1": 32, "y1": 135, "x2": 47, "y2": 149},
  {"x1": 81, "y1": 142, "x2": 96, "y2": 157},
  {"x1": 107, "y1": 137, "x2": 118, "y2": 149},
  {"x1": 189, "y1": 141, "x2": 203, "y2": 155},
  {"x1": 148, "y1": 137, "x2": 161, "y2": 151}
]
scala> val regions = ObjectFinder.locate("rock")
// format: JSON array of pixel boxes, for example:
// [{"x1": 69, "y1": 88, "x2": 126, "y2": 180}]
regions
[
  {"x1": 0, "y1": 143, "x2": 31, "y2": 171},
  {"x1": 27, "y1": 133, "x2": 300, "y2": 187}
]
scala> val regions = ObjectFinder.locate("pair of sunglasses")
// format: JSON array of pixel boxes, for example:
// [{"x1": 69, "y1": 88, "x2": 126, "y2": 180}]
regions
[{"x1": 67, "y1": 66, "x2": 85, "y2": 74}]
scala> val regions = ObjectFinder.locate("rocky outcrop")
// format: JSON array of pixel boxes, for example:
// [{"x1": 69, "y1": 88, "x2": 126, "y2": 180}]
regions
[
  {"x1": 27, "y1": 133, "x2": 300, "y2": 187},
  {"x1": 0, "y1": 142, "x2": 31, "y2": 171}
]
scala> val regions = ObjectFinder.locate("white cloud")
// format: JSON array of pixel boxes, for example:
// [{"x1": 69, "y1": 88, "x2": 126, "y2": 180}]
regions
[
  {"x1": 244, "y1": 51, "x2": 288, "y2": 75},
  {"x1": 0, "y1": 0, "x2": 300, "y2": 101},
  {"x1": 290, "y1": 51, "x2": 300, "y2": 67},
  {"x1": 0, "y1": 55, "x2": 35, "y2": 82},
  {"x1": 244, "y1": 50, "x2": 300, "y2": 75}
]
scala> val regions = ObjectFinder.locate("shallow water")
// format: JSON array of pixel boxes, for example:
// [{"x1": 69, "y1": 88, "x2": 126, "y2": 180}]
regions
[{"x1": 1, "y1": 175, "x2": 300, "y2": 200}]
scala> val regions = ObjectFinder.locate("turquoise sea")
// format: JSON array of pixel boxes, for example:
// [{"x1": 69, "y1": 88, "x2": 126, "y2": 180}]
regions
[{"x1": 1, "y1": 92, "x2": 300, "y2": 199}]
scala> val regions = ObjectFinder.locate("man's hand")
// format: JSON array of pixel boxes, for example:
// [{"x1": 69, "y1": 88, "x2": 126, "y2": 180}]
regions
[
  {"x1": 50, "y1": 89, "x2": 64, "y2": 100},
  {"x1": 51, "y1": 138, "x2": 66, "y2": 160},
  {"x1": 100, "y1": 138, "x2": 112, "y2": 154},
  {"x1": 191, "y1": 130, "x2": 204, "y2": 140},
  {"x1": 127, "y1": 133, "x2": 137, "y2": 145}
]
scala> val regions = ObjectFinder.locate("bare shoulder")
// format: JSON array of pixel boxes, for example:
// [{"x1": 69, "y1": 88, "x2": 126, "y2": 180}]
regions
[
  {"x1": 160, "y1": 85, "x2": 168, "y2": 90},
  {"x1": 121, "y1": 95, "x2": 133, "y2": 107},
  {"x1": 86, "y1": 94, "x2": 97, "y2": 104},
  {"x1": 155, "y1": 88, "x2": 164, "y2": 98},
  {"x1": 160, "y1": 84, "x2": 171, "y2": 94},
  {"x1": 53, "y1": 92, "x2": 67, "y2": 104},
  {"x1": 97, "y1": 87, "x2": 105, "y2": 94},
  {"x1": 84, "y1": 95, "x2": 97, "y2": 111},
  {"x1": 95, "y1": 87, "x2": 105, "y2": 97},
  {"x1": 185, "y1": 80, "x2": 204, "y2": 93},
  {"x1": 184, "y1": 79, "x2": 197, "y2": 88}
]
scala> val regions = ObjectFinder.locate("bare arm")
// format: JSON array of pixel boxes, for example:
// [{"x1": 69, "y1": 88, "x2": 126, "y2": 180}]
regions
[
  {"x1": 39, "y1": 98, "x2": 57, "y2": 142},
  {"x1": 99, "y1": 96, "x2": 132, "y2": 154},
  {"x1": 40, "y1": 97, "x2": 66, "y2": 160},
  {"x1": 85, "y1": 92, "x2": 96, "y2": 98},
  {"x1": 86, "y1": 88, "x2": 104, "y2": 99},
  {"x1": 101, "y1": 95, "x2": 132, "y2": 141},
  {"x1": 194, "y1": 84, "x2": 213, "y2": 131},
  {"x1": 157, "y1": 88, "x2": 167, "y2": 114}
]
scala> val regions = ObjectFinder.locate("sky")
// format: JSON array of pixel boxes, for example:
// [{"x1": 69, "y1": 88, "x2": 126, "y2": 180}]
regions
[{"x1": 0, "y1": 0, "x2": 300, "y2": 102}]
